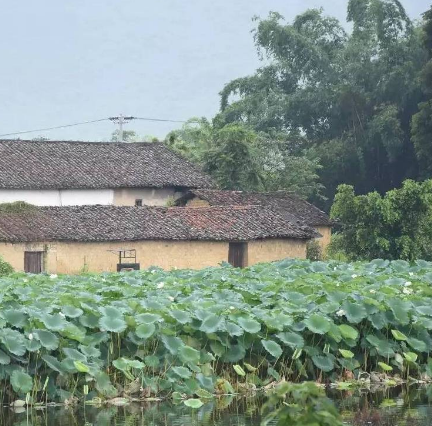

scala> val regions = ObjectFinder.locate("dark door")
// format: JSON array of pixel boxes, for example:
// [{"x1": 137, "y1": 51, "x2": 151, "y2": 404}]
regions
[
  {"x1": 228, "y1": 243, "x2": 247, "y2": 268},
  {"x1": 24, "y1": 252, "x2": 43, "y2": 274}
]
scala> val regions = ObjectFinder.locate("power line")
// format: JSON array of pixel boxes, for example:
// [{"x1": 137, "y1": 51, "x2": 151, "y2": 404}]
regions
[
  {"x1": 0, "y1": 118, "x2": 110, "y2": 138},
  {"x1": 0, "y1": 115, "x2": 194, "y2": 139}
]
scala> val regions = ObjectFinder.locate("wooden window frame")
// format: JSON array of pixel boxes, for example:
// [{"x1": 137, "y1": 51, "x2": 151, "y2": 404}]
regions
[{"x1": 24, "y1": 251, "x2": 44, "y2": 274}]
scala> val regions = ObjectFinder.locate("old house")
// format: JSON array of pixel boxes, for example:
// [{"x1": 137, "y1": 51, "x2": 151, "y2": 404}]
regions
[
  {"x1": 176, "y1": 189, "x2": 333, "y2": 251},
  {"x1": 0, "y1": 205, "x2": 318, "y2": 273},
  {"x1": 0, "y1": 140, "x2": 213, "y2": 206}
]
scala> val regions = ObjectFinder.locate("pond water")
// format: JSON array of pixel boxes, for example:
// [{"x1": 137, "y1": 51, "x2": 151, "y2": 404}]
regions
[{"x1": 1, "y1": 386, "x2": 432, "y2": 426}]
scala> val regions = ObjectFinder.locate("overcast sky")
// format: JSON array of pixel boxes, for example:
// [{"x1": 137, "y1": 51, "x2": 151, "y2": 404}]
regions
[{"x1": 0, "y1": 1, "x2": 429, "y2": 141}]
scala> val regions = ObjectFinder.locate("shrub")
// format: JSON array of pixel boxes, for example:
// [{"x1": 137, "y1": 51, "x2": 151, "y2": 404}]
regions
[
  {"x1": 306, "y1": 240, "x2": 323, "y2": 261},
  {"x1": 0, "y1": 257, "x2": 13, "y2": 276}
]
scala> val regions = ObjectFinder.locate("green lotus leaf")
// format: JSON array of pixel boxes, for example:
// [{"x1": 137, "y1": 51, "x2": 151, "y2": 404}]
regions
[
  {"x1": 11, "y1": 370, "x2": 33, "y2": 394},
  {"x1": 41, "y1": 313, "x2": 67, "y2": 331},
  {"x1": 312, "y1": 355, "x2": 334, "y2": 372},
  {"x1": 304, "y1": 314, "x2": 331, "y2": 334},
  {"x1": 388, "y1": 299, "x2": 411, "y2": 325},
  {"x1": 179, "y1": 345, "x2": 201, "y2": 364},
  {"x1": 261, "y1": 339, "x2": 283, "y2": 358},
  {"x1": 42, "y1": 354, "x2": 66, "y2": 374},
  {"x1": 404, "y1": 352, "x2": 418, "y2": 363},
  {"x1": 161, "y1": 335, "x2": 183, "y2": 355},
  {"x1": 378, "y1": 362, "x2": 393, "y2": 372},
  {"x1": 100, "y1": 306, "x2": 123, "y2": 318},
  {"x1": 74, "y1": 360, "x2": 90, "y2": 373},
  {"x1": 99, "y1": 316, "x2": 127, "y2": 333},
  {"x1": 233, "y1": 364, "x2": 246, "y2": 376},
  {"x1": 407, "y1": 337, "x2": 428, "y2": 352},
  {"x1": 62, "y1": 306, "x2": 84, "y2": 318},
  {"x1": 135, "y1": 323, "x2": 156, "y2": 339},
  {"x1": 33, "y1": 330, "x2": 59, "y2": 350},
  {"x1": 276, "y1": 332, "x2": 304, "y2": 349},
  {"x1": 184, "y1": 398, "x2": 203, "y2": 409},
  {"x1": 0, "y1": 349, "x2": 10, "y2": 365},
  {"x1": 0, "y1": 330, "x2": 26, "y2": 356},
  {"x1": 171, "y1": 310, "x2": 191, "y2": 324},
  {"x1": 135, "y1": 313, "x2": 162, "y2": 324},
  {"x1": 200, "y1": 314, "x2": 224, "y2": 333},
  {"x1": 342, "y1": 302, "x2": 367, "y2": 324},
  {"x1": 339, "y1": 349, "x2": 354, "y2": 359},
  {"x1": 3, "y1": 309, "x2": 26, "y2": 328},
  {"x1": 172, "y1": 366, "x2": 192, "y2": 379},
  {"x1": 63, "y1": 348, "x2": 87, "y2": 361},
  {"x1": 391, "y1": 330, "x2": 407, "y2": 341},
  {"x1": 237, "y1": 317, "x2": 261, "y2": 333},
  {"x1": 225, "y1": 322, "x2": 244, "y2": 336},
  {"x1": 338, "y1": 325, "x2": 359, "y2": 340}
]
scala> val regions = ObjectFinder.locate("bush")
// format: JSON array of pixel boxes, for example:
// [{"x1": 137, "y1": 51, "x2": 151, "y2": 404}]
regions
[
  {"x1": 0, "y1": 257, "x2": 13, "y2": 276},
  {"x1": 306, "y1": 240, "x2": 323, "y2": 261}
]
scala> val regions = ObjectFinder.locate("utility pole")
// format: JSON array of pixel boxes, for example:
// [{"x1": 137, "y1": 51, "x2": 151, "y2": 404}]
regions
[{"x1": 108, "y1": 115, "x2": 135, "y2": 142}]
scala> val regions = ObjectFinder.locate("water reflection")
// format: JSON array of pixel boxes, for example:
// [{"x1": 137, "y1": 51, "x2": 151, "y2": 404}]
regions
[{"x1": 1, "y1": 386, "x2": 432, "y2": 426}]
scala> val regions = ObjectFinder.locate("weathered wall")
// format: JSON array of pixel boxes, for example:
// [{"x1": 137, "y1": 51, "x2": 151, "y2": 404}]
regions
[
  {"x1": 0, "y1": 188, "x2": 184, "y2": 207},
  {"x1": 315, "y1": 226, "x2": 332, "y2": 253},
  {"x1": 0, "y1": 189, "x2": 114, "y2": 206},
  {"x1": 113, "y1": 188, "x2": 183, "y2": 206},
  {"x1": 0, "y1": 238, "x2": 308, "y2": 274},
  {"x1": 248, "y1": 238, "x2": 307, "y2": 265}
]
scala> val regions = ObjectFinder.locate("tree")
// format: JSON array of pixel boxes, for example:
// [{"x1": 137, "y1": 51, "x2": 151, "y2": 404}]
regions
[
  {"x1": 165, "y1": 121, "x2": 324, "y2": 198},
  {"x1": 412, "y1": 6, "x2": 432, "y2": 177},
  {"x1": 202, "y1": 124, "x2": 263, "y2": 190},
  {"x1": 218, "y1": 1, "x2": 427, "y2": 208},
  {"x1": 330, "y1": 180, "x2": 432, "y2": 260}
]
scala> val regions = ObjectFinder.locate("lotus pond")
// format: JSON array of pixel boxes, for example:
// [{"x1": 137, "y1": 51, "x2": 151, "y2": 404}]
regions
[{"x1": 1, "y1": 258, "x2": 432, "y2": 408}]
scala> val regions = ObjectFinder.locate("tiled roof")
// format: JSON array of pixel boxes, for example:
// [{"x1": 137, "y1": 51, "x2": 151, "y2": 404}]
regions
[
  {"x1": 178, "y1": 189, "x2": 332, "y2": 227},
  {"x1": 0, "y1": 205, "x2": 318, "y2": 243},
  {"x1": 0, "y1": 140, "x2": 213, "y2": 189}
]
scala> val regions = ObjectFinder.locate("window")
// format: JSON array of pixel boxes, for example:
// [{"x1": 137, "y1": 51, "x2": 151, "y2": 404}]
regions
[
  {"x1": 24, "y1": 251, "x2": 44, "y2": 274},
  {"x1": 135, "y1": 199, "x2": 143, "y2": 207},
  {"x1": 228, "y1": 242, "x2": 247, "y2": 268}
]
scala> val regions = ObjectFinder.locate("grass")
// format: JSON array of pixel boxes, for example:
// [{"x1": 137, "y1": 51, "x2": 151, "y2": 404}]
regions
[{"x1": 0, "y1": 258, "x2": 431, "y2": 406}]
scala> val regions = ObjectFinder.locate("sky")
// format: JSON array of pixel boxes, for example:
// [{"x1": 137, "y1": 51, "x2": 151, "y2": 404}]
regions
[{"x1": 0, "y1": 0, "x2": 429, "y2": 141}]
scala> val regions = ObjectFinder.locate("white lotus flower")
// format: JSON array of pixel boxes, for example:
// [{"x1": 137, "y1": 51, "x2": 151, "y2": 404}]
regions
[
  {"x1": 28, "y1": 333, "x2": 33, "y2": 341},
  {"x1": 229, "y1": 306, "x2": 235, "y2": 310},
  {"x1": 168, "y1": 296, "x2": 175, "y2": 302},
  {"x1": 404, "y1": 281, "x2": 412, "y2": 287},
  {"x1": 351, "y1": 274, "x2": 358, "y2": 278},
  {"x1": 59, "y1": 312, "x2": 66, "y2": 318},
  {"x1": 336, "y1": 309, "x2": 346, "y2": 317},
  {"x1": 50, "y1": 274, "x2": 58, "y2": 279},
  {"x1": 369, "y1": 289, "x2": 376, "y2": 294},
  {"x1": 157, "y1": 282, "x2": 165, "y2": 289},
  {"x1": 403, "y1": 288, "x2": 413, "y2": 295},
  {"x1": 409, "y1": 272, "x2": 414, "y2": 276}
]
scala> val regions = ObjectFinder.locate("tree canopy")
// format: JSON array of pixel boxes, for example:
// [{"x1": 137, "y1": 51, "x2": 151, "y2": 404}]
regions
[{"x1": 216, "y1": 0, "x2": 428, "y2": 207}]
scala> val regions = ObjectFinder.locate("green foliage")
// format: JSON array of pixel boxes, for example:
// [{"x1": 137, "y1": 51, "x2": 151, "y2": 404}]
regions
[
  {"x1": 412, "y1": 6, "x2": 432, "y2": 177},
  {"x1": 0, "y1": 256, "x2": 13, "y2": 276},
  {"x1": 0, "y1": 201, "x2": 37, "y2": 214},
  {"x1": 202, "y1": 124, "x2": 263, "y2": 190},
  {"x1": 217, "y1": 2, "x2": 428, "y2": 207},
  {"x1": 1, "y1": 259, "x2": 432, "y2": 403},
  {"x1": 331, "y1": 180, "x2": 432, "y2": 260},
  {"x1": 306, "y1": 240, "x2": 323, "y2": 261},
  {"x1": 262, "y1": 382, "x2": 343, "y2": 426}
]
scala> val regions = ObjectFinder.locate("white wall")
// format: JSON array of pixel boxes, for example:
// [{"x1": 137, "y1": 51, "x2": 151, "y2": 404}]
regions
[{"x1": 0, "y1": 189, "x2": 114, "y2": 206}]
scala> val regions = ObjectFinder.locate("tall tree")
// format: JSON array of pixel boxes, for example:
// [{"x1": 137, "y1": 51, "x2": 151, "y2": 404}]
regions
[
  {"x1": 218, "y1": 1, "x2": 427, "y2": 208},
  {"x1": 412, "y1": 6, "x2": 432, "y2": 177}
]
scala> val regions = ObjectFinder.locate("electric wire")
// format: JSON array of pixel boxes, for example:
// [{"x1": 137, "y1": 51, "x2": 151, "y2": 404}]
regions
[{"x1": 0, "y1": 115, "x2": 194, "y2": 138}]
